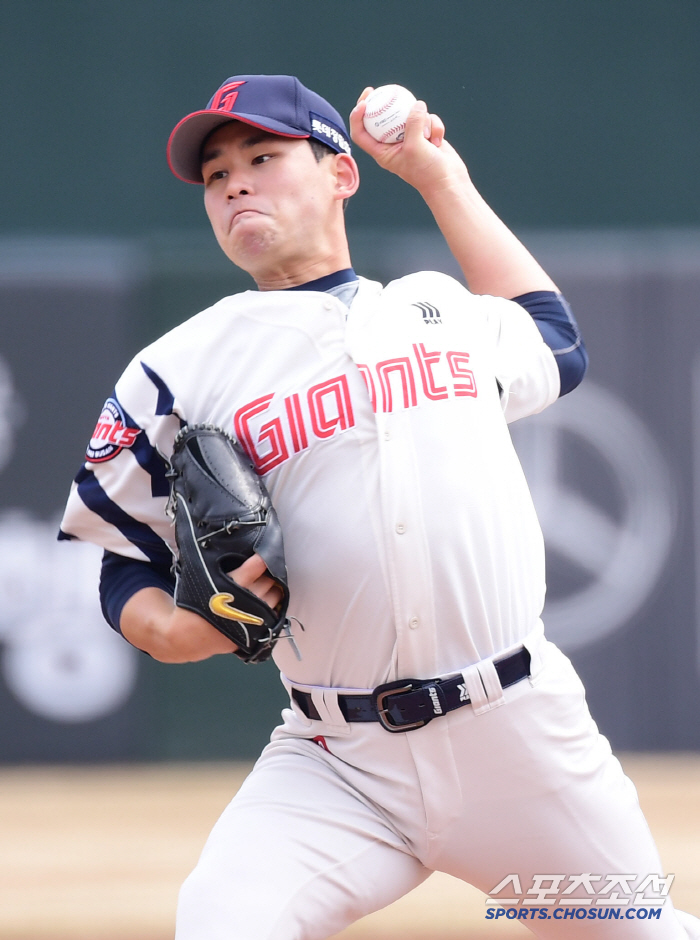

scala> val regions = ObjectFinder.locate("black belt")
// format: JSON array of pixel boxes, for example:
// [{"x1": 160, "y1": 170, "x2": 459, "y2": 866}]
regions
[{"x1": 291, "y1": 647, "x2": 531, "y2": 733}]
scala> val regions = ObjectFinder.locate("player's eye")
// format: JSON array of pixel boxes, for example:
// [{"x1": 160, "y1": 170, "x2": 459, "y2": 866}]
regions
[
  {"x1": 252, "y1": 153, "x2": 272, "y2": 165},
  {"x1": 205, "y1": 169, "x2": 227, "y2": 185}
]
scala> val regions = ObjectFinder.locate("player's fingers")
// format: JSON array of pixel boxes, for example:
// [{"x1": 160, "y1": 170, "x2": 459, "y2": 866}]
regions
[
  {"x1": 261, "y1": 582, "x2": 284, "y2": 609},
  {"x1": 249, "y1": 574, "x2": 282, "y2": 607},
  {"x1": 355, "y1": 86, "x2": 374, "y2": 106},
  {"x1": 427, "y1": 112, "x2": 445, "y2": 147},
  {"x1": 403, "y1": 100, "x2": 432, "y2": 144},
  {"x1": 227, "y1": 553, "x2": 267, "y2": 587},
  {"x1": 227, "y1": 555, "x2": 283, "y2": 608},
  {"x1": 349, "y1": 102, "x2": 388, "y2": 156},
  {"x1": 349, "y1": 93, "x2": 371, "y2": 135},
  {"x1": 241, "y1": 573, "x2": 283, "y2": 609}
]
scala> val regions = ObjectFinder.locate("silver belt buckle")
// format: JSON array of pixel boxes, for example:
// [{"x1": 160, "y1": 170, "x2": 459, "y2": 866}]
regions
[{"x1": 371, "y1": 678, "x2": 431, "y2": 733}]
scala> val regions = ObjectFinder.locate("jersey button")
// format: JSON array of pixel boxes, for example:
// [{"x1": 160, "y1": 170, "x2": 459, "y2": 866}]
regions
[
  {"x1": 409, "y1": 617, "x2": 419, "y2": 630},
  {"x1": 323, "y1": 300, "x2": 334, "y2": 311},
  {"x1": 383, "y1": 430, "x2": 391, "y2": 441},
  {"x1": 395, "y1": 523, "x2": 406, "y2": 534}
]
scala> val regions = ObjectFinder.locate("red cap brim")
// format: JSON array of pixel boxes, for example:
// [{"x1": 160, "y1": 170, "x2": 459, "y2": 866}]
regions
[{"x1": 167, "y1": 109, "x2": 308, "y2": 184}]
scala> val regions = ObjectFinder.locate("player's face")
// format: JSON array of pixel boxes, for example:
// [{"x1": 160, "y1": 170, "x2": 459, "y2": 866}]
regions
[{"x1": 202, "y1": 122, "x2": 356, "y2": 286}]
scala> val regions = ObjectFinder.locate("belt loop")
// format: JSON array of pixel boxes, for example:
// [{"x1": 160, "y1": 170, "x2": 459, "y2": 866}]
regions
[
  {"x1": 460, "y1": 664, "x2": 488, "y2": 714},
  {"x1": 460, "y1": 659, "x2": 506, "y2": 716},
  {"x1": 477, "y1": 659, "x2": 506, "y2": 712},
  {"x1": 321, "y1": 689, "x2": 350, "y2": 728},
  {"x1": 310, "y1": 688, "x2": 352, "y2": 735}
]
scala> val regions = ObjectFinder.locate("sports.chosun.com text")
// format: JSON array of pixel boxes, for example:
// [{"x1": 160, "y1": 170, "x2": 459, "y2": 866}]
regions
[
  {"x1": 486, "y1": 907, "x2": 662, "y2": 922},
  {"x1": 485, "y1": 873, "x2": 673, "y2": 922}
]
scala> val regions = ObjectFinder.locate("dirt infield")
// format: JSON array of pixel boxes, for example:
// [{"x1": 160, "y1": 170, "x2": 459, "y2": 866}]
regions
[{"x1": 0, "y1": 754, "x2": 698, "y2": 939}]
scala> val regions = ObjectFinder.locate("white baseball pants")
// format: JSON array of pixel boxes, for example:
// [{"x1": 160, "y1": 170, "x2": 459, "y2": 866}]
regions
[{"x1": 176, "y1": 631, "x2": 700, "y2": 939}]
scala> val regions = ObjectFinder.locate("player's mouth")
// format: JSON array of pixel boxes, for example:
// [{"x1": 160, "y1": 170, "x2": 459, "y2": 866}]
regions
[{"x1": 230, "y1": 209, "x2": 263, "y2": 229}]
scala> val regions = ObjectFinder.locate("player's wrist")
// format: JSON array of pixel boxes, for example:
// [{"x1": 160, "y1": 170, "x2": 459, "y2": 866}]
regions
[
  {"x1": 121, "y1": 586, "x2": 237, "y2": 663},
  {"x1": 412, "y1": 157, "x2": 474, "y2": 203},
  {"x1": 163, "y1": 605, "x2": 239, "y2": 663}
]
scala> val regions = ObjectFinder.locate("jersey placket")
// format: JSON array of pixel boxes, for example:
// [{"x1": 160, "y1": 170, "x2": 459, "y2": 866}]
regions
[
  {"x1": 374, "y1": 408, "x2": 438, "y2": 680},
  {"x1": 345, "y1": 283, "x2": 439, "y2": 682}
]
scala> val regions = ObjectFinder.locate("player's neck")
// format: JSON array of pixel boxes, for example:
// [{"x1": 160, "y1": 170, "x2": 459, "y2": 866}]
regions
[
  {"x1": 283, "y1": 268, "x2": 357, "y2": 293},
  {"x1": 253, "y1": 247, "x2": 353, "y2": 292}
]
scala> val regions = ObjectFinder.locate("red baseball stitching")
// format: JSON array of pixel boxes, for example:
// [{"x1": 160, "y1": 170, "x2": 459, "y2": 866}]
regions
[
  {"x1": 365, "y1": 92, "x2": 399, "y2": 119},
  {"x1": 379, "y1": 123, "x2": 405, "y2": 142}
]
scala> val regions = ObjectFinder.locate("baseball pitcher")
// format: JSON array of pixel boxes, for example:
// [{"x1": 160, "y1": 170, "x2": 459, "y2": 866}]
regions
[{"x1": 60, "y1": 74, "x2": 700, "y2": 939}]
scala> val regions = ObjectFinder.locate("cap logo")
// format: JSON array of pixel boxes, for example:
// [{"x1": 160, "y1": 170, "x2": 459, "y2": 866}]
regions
[{"x1": 209, "y1": 80, "x2": 246, "y2": 113}]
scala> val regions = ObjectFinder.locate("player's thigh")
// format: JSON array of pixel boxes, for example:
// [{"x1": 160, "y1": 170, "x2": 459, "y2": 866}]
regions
[
  {"x1": 175, "y1": 737, "x2": 429, "y2": 940},
  {"x1": 432, "y1": 644, "x2": 687, "y2": 938}
]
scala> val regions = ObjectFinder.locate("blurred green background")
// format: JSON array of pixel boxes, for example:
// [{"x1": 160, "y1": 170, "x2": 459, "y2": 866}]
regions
[{"x1": 3, "y1": 0, "x2": 698, "y2": 237}]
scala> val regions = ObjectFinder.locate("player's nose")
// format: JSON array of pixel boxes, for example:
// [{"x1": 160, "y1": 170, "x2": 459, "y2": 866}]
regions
[{"x1": 224, "y1": 169, "x2": 253, "y2": 200}]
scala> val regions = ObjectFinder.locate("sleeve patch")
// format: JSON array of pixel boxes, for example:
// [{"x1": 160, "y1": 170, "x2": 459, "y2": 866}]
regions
[{"x1": 86, "y1": 397, "x2": 141, "y2": 463}]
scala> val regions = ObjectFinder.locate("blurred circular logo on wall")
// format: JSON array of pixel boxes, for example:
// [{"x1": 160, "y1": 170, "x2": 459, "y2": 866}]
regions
[
  {"x1": 512, "y1": 381, "x2": 676, "y2": 651},
  {"x1": 0, "y1": 514, "x2": 138, "y2": 722}
]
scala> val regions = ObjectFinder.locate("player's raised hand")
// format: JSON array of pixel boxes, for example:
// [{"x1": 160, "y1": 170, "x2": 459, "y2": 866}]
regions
[{"x1": 349, "y1": 87, "x2": 465, "y2": 194}]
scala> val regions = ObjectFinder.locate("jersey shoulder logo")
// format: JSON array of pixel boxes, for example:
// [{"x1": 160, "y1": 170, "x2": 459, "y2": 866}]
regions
[
  {"x1": 86, "y1": 398, "x2": 141, "y2": 463},
  {"x1": 413, "y1": 301, "x2": 442, "y2": 324}
]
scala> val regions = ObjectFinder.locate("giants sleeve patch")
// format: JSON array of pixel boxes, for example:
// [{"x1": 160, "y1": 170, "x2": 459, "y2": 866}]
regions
[{"x1": 86, "y1": 398, "x2": 141, "y2": 463}]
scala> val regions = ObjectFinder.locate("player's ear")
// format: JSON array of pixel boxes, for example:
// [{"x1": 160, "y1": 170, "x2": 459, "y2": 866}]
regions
[{"x1": 332, "y1": 154, "x2": 360, "y2": 202}]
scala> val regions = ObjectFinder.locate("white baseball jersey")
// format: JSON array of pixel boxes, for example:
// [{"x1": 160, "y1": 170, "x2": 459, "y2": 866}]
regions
[{"x1": 61, "y1": 271, "x2": 559, "y2": 688}]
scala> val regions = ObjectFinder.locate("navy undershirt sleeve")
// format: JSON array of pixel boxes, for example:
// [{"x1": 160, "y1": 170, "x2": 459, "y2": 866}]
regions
[
  {"x1": 100, "y1": 549, "x2": 175, "y2": 635},
  {"x1": 511, "y1": 290, "x2": 588, "y2": 396}
]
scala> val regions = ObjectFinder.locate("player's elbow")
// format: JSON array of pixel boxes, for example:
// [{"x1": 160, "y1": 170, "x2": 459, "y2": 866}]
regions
[{"x1": 556, "y1": 340, "x2": 589, "y2": 396}]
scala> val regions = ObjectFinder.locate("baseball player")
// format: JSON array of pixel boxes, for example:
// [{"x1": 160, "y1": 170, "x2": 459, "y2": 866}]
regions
[{"x1": 60, "y1": 75, "x2": 700, "y2": 939}]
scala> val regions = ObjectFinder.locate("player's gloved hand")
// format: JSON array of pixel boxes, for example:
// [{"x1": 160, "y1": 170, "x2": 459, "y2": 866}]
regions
[
  {"x1": 166, "y1": 425, "x2": 291, "y2": 664},
  {"x1": 156, "y1": 555, "x2": 283, "y2": 662}
]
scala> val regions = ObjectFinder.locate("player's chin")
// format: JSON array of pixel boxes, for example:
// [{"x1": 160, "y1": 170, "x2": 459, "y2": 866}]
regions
[{"x1": 220, "y1": 226, "x2": 278, "y2": 267}]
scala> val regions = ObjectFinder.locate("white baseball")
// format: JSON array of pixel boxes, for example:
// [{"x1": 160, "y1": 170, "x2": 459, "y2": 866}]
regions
[{"x1": 362, "y1": 84, "x2": 417, "y2": 144}]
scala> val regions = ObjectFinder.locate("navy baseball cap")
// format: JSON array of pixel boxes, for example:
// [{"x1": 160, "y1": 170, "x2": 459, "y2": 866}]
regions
[{"x1": 167, "y1": 74, "x2": 351, "y2": 183}]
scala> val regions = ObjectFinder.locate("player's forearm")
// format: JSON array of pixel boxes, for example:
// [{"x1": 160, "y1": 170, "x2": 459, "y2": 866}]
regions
[
  {"x1": 120, "y1": 586, "x2": 237, "y2": 663},
  {"x1": 418, "y1": 164, "x2": 558, "y2": 298},
  {"x1": 350, "y1": 93, "x2": 557, "y2": 299}
]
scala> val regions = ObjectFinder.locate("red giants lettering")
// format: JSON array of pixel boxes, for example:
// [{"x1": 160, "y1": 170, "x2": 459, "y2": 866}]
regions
[
  {"x1": 92, "y1": 420, "x2": 139, "y2": 447},
  {"x1": 376, "y1": 358, "x2": 417, "y2": 412},
  {"x1": 284, "y1": 393, "x2": 308, "y2": 454},
  {"x1": 446, "y1": 351, "x2": 478, "y2": 397},
  {"x1": 308, "y1": 375, "x2": 355, "y2": 439},
  {"x1": 235, "y1": 394, "x2": 289, "y2": 474},
  {"x1": 412, "y1": 343, "x2": 448, "y2": 401},
  {"x1": 234, "y1": 376, "x2": 355, "y2": 473},
  {"x1": 363, "y1": 346, "x2": 476, "y2": 413},
  {"x1": 232, "y1": 352, "x2": 476, "y2": 473}
]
